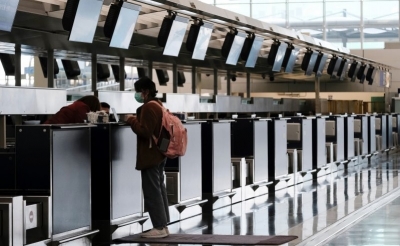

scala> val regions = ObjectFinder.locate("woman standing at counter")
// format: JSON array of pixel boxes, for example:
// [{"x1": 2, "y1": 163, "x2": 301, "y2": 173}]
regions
[
  {"x1": 126, "y1": 76, "x2": 170, "y2": 238},
  {"x1": 44, "y1": 95, "x2": 101, "y2": 124}
]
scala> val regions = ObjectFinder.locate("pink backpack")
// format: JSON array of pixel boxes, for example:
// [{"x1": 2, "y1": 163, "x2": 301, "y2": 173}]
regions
[{"x1": 148, "y1": 101, "x2": 188, "y2": 159}]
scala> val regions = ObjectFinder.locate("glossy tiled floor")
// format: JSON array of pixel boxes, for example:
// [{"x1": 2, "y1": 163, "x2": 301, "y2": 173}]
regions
[
  {"x1": 108, "y1": 153, "x2": 400, "y2": 246},
  {"x1": 327, "y1": 188, "x2": 400, "y2": 245}
]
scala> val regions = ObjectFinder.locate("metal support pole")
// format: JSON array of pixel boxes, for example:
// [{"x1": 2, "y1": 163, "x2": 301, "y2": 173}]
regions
[
  {"x1": 246, "y1": 72, "x2": 251, "y2": 98},
  {"x1": 315, "y1": 75, "x2": 321, "y2": 114},
  {"x1": 147, "y1": 60, "x2": 153, "y2": 80},
  {"x1": 47, "y1": 49, "x2": 54, "y2": 88},
  {"x1": 213, "y1": 68, "x2": 218, "y2": 96},
  {"x1": 360, "y1": 0, "x2": 364, "y2": 50},
  {"x1": 323, "y1": 0, "x2": 327, "y2": 40},
  {"x1": 172, "y1": 63, "x2": 178, "y2": 93},
  {"x1": 191, "y1": 66, "x2": 196, "y2": 94},
  {"x1": 119, "y1": 57, "x2": 125, "y2": 91},
  {"x1": 227, "y1": 70, "x2": 231, "y2": 96},
  {"x1": 91, "y1": 53, "x2": 97, "y2": 92},
  {"x1": 15, "y1": 44, "x2": 21, "y2": 86}
]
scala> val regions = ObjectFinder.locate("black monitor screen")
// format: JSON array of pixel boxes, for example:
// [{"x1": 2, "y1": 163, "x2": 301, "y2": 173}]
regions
[
  {"x1": 0, "y1": 0, "x2": 19, "y2": 32},
  {"x1": 305, "y1": 52, "x2": 318, "y2": 76},
  {"x1": 245, "y1": 36, "x2": 263, "y2": 68},
  {"x1": 163, "y1": 16, "x2": 189, "y2": 57},
  {"x1": 272, "y1": 42, "x2": 288, "y2": 72},
  {"x1": 109, "y1": 2, "x2": 141, "y2": 49},
  {"x1": 284, "y1": 47, "x2": 300, "y2": 73},
  {"x1": 314, "y1": 53, "x2": 328, "y2": 75},
  {"x1": 69, "y1": 0, "x2": 103, "y2": 43},
  {"x1": 226, "y1": 31, "x2": 246, "y2": 65},
  {"x1": 192, "y1": 22, "x2": 213, "y2": 60}
]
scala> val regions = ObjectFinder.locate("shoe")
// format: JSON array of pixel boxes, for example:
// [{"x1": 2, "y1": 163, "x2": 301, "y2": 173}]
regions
[
  {"x1": 141, "y1": 228, "x2": 168, "y2": 238},
  {"x1": 165, "y1": 226, "x2": 169, "y2": 235}
]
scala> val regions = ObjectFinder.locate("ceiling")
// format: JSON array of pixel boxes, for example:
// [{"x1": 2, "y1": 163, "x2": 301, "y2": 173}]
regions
[{"x1": 0, "y1": 0, "x2": 393, "y2": 83}]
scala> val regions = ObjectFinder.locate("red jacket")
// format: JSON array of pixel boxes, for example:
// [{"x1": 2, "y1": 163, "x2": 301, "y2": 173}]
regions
[{"x1": 44, "y1": 101, "x2": 90, "y2": 124}]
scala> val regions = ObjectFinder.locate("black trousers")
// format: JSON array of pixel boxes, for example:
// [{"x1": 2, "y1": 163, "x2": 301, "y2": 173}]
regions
[{"x1": 141, "y1": 159, "x2": 170, "y2": 228}]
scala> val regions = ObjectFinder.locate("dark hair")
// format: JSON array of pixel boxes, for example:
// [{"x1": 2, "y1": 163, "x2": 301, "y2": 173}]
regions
[
  {"x1": 101, "y1": 102, "x2": 110, "y2": 109},
  {"x1": 134, "y1": 76, "x2": 158, "y2": 97},
  {"x1": 78, "y1": 95, "x2": 101, "y2": 112}
]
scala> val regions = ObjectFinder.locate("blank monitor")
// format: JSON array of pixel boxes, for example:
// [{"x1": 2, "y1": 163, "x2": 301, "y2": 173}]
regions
[
  {"x1": 313, "y1": 53, "x2": 328, "y2": 76},
  {"x1": 0, "y1": 0, "x2": 19, "y2": 32},
  {"x1": 337, "y1": 59, "x2": 349, "y2": 81},
  {"x1": 226, "y1": 31, "x2": 247, "y2": 65},
  {"x1": 187, "y1": 22, "x2": 213, "y2": 60},
  {"x1": 68, "y1": 0, "x2": 104, "y2": 43},
  {"x1": 301, "y1": 50, "x2": 318, "y2": 76},
  {"x1": 0, "y1": 53, "x2": 15, "y2": 76},
  {"x1": 242, "y1": 35, "x2": 263, "y2": 68},
  {"x1": 268, "y1": 41, "x2": 288, "y2": 72},
  {"x1": 282, "y1": 46, "x2": 300, "y2": 73},
  {"x1": 109, "y1": 2, "x2": 141, "y2": 49},
  {"x1": 163, "y1": 16, "x2": 189, "y2": 57}
]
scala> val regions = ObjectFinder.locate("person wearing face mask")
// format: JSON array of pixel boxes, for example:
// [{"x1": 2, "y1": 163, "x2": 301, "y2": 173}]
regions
[{"x1": 126, "y1": 76, "x2": 170, "y2": 238}]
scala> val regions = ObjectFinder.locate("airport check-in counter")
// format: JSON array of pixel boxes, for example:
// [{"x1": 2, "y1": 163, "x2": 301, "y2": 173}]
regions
[
  {"x1": 164, "y1": 121, "x2": 208, "y2": 221},
  {"x1": 201, "y1": 120, "x2": 236, "y2": 211},
  {"x1": 287, "y1": 117, "x2": 315, "y2": 183},
  {"x1": 230, "y1": 118, "x2": 272, "y2": 201},
  {"x1": 392, "y1": 114, "x2": 400, "y2": 147},
  {"x1": 344, "y1": 115, "x2": 358, "y2": 167},
  {"x1": 268, "y1": 118, "x2": 290, "y2": 191},
  {"x1": 354, "y1": 115, "x2": 369, "y2": 160},
  {"x1": 368, "y1": 115, "x2": 378, "y2": 157},
  {"x1": 325, "y1": 116, "x2": 346, "y2": 169},
  {"x1": 312, "y1": 116, "x2": 329, "y2": 177},
  {"x1": 13, "y1": 124, "x2": 98, "y2": 245},
  {"x1": 90, "y1": 123, "x2": 147, "y2": 244},
  {"x1": 375, "y1": 114, "x2": 388, "y2": 152},
  {"x1": 387, "y1": 114, "x2": 395, "y2": 150}
]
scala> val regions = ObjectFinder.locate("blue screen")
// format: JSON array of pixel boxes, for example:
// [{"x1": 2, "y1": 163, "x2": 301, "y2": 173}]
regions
[
  {"x1": 0, "y1": 0, "x2": 19, "y2": 32},
  {"x1": 109, "y1": 2, "x2": 141, "y2": 49},
  {"x1": 69, "y1": 0, "x2": 103, "y2": 43}
]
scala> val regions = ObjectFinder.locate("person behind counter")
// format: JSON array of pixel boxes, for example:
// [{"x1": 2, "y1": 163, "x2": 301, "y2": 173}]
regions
[
  {"x1": 44, "y1": 95, "x2": 101, "y2": 124},
  {"x1": 100, "y1": 102, "x2": 110, "y2": 114},
  {"x1": 126, "y1": 76, "x2": 170, "y2": 238}
]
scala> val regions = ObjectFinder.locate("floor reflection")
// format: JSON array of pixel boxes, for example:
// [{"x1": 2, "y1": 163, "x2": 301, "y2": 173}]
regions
[{"x1": 108, "y1": 153, "x2": 400, "y2": 246}]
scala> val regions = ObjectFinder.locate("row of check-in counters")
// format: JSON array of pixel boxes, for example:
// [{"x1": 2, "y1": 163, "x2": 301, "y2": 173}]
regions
[{"x1": 0, "y1": 113, "x2": 398, "y2": 246}]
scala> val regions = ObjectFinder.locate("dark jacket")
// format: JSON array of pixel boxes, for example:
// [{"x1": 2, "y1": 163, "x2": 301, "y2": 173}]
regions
[
  {"x1": 127, "y1": 99, "x2": 165, "y2": 170},
  {"x1": 44, "y1": 101, "x2": 90, "y2": 124}
]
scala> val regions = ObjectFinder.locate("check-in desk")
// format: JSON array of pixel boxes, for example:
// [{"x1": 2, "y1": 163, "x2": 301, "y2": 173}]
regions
[
  {"x1": 392, "y1": 114, "x2": 400, "y2": 147},
  {"x1": 368, "y1": 115, "x2": 379, "y2": 162},
  {"x1": 164, "y1": 121, "x2": 208, "y2": 223},
  {"x1": 12, "y1": 124, "x2": 98, "y2": 246},
  {"x1": 90, "y1": 123, "x2": 147, "y2": 244},
  {"x1": 287, "y1": 117, "x2": 315, "y2": 184},
  {"x1": 354, "y1": 115, "x2": 369, "y2": 164},
  {"x1": 387, "y1": 114, "x2": 395, "y2": 151},
  {"x1": 268, "y1": 118, "x2": 291, "y2": 191},
  {"x1": 375, "y1": 115, "x2": 388, "y2": 152},
  {"x1": 326, "y1": 116, "x2": 346, "y2": 172},
  {"x1": 344, "y1": 115, "x2": 358, "y2": 169},
  {"x1": 312, "y1": 117, "x2": 329, "y2": 177},
  {"x1": 201, "y1": 120, "x2": 236, "y2": 211},
  {"x1": 230, "y1": 118, "x2": 272, "y2": 201}
]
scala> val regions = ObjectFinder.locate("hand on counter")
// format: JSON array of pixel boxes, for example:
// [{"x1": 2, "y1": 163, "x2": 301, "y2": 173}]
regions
[{"x1": 126, "y1": 115, "x2": 136, "y2": 124}]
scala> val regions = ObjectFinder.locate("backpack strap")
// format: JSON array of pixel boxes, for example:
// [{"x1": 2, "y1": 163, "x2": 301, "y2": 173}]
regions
[{"x1": 146, "y1": 100, "x2": 165, "y2": 141}]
